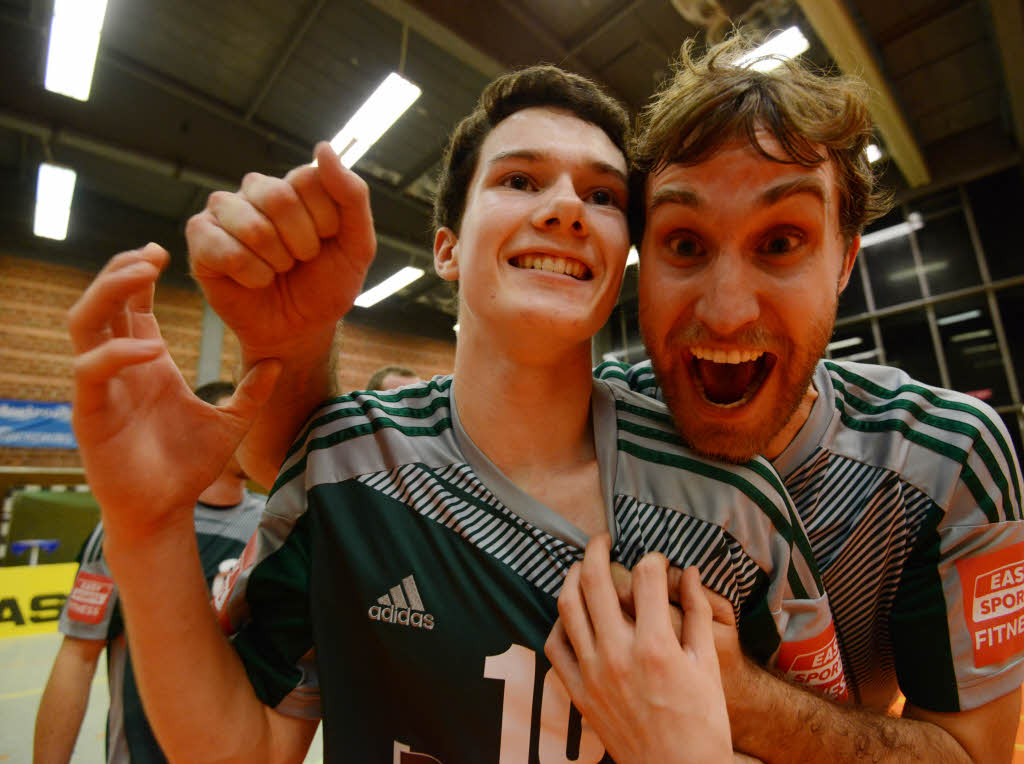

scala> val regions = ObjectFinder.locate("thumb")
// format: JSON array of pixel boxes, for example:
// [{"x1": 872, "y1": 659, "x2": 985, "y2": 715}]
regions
[{"x1": 218, "y1": 359, "x2": 282, "y2": 431}]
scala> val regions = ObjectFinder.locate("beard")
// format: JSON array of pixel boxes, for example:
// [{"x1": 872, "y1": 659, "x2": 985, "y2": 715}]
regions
[{"x1": 641, "y1": 313, "x2": 835, "y2": 464}]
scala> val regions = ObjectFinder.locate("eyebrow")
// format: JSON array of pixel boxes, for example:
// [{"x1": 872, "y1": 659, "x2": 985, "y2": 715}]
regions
[
  {"x1": 648, "y1": 176, "x2": 830, "y2": 213},
  {"x1": 487, "y1": 149, "x2": 628, "y2": 186}
]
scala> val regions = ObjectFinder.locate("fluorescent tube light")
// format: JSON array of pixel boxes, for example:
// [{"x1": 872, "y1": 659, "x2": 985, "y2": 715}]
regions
[
  {"x1": 887, "y1": 261, "x2": 947, "y2": 282},
  {"x1": 34, "y1": 163, "x2": 77, "y2": 240},
  {"x1": 860, "y1": 212, "x2": 924, "y2": 249},
  {"x1": 866, "y1": 144, "x2": 882, "y2": 164},
  {"x1": 626, "y1": 246, "x2": 639, "y2": 267},
  {"x1": 827, "y1": 336, "x2": 863, "y2": 352},
  {"x1": 937, "y1": 309, "x2": 981, "y2": 326},
  {"x1": 833, "y1": 348, "x2": 880, "y2": 363},
  {"x1": 951, "y1": 329, "x2": 992, "y2": 343},
  {"x1": 735, "y1": 26, "x2": 810, "y2": 72},
  {"x1": 44, "y1": 0, "x2": 108, "y2": 101},
  {"x1": 963, "y1": 342, "x2": 999, "y2": 356},
  {"x1": 329, "y1": 73, "x2": 421, "y2": 168},
  {"x1": 354, "y1": 266, "x2": 424, "y2": 308}
]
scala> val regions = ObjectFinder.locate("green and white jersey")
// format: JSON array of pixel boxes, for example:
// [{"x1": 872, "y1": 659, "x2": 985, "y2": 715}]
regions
[
  {"x1": 597, "y1": 358, "x2": 1024, "y2": 712},
  {"x1": 59, "y1": 492, "x2": 264, "y2": 764},
  {"x1": 222, "y1": 376, "x2": 840, "y2": 763}
]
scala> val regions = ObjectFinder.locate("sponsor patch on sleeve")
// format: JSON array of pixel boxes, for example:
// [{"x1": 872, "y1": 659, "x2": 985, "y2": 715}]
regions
[
  {"x1": 215, "y1": 533, "x2": 259, "y2": 634},
  {"x1": 776, "y1": 623, "x2": 848, "y2": 701},
  {"x1": 66, "y1": 570, "x2": 115, "y2": 625},
  {"x1": 956, "y1": 541, "x2": 1024, "y2": 667}
]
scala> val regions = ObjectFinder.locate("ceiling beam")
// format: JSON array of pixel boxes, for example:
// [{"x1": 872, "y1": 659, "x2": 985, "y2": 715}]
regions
[
  {"x1": 794, "y1": 0, "x2": 931, "y2": 187},
  {"x1": 988, "y1": 0, "x2": 1024, "y2": 152}
]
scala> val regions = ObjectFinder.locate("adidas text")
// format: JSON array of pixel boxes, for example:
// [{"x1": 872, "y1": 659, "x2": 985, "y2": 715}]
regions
[{"x1": 368, "y1": 604, "x2": 435, "y2": 629}]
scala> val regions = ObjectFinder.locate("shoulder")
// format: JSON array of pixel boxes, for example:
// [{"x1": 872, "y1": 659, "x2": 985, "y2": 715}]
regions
[
  {"x1": 822, "y1": 360, "x2": 1021, "y2": 520},
  {"x1": 594, "y1": 359, "x2": 660, "y2": 397}
]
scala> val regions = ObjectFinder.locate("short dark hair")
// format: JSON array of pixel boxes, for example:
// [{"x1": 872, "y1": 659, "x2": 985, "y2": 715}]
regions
[
  {"x1": 432, "y1": 65, "x2": 632, "y2": 234},
  {"x1": 366, "y1": 366, "x2": 418, "y2": 391},
  {"x1": 194, "y1": 380, "x2": 235, "y2": 406},
  {"x1": 633, "y1": 35, "x2": 892, "y2": 243}
]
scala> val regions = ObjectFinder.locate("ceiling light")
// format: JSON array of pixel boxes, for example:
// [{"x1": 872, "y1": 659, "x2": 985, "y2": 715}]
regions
[
  {"x1": 937, "y1": 309, "x2": 981, "y2": 326},
  {"x1": 735, "y1": 26, "x2": 810, "y2": 72},
  {"x1": 887, "y1": 261, "x2": 947, "y2": 282},
  {"x1": 866, "y1": 144, "x2": 882, "y2": 163},
  {"x1": 827, "y1": 336, "x2": 863, "y2": 352},
  {"x1": 833, "y1": 348, "x2": 880, "y2": 363},
  {"x1": 962, "y1": 342, "x2": 999, "y2": 355},
  {"x1": 44, "y1": 0, "x2": 108, "y2": 101},
  {"x1": 329, "y1": 73, "x2": 421, "y2": 169},
  {"x1": 626, "y1": 246, "x2": 639, "y2": 267},
  {"x1": 353, "y1": 266, "x2": 424, "y2": 308},
  {"x1": 860, "y1": 212, "x2": 924, "y2": 249},
  {"x1": 452, "y1": 323, "x2": 460, "y2": 334},
  {"x1": 34, "y1": 163, "x2": 77, "y2": 240},
  {"x1": 951, "y1": 329, "x2": 992, "y2": 343}
]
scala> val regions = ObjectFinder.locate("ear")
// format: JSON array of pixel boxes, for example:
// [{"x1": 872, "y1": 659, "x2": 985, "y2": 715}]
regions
[
  {"x1": 434, "y1": 227, "x2": 459, "y2": 282},
  {"x1": 836, "y1": 234, "x2": 860, "y2": 295}
]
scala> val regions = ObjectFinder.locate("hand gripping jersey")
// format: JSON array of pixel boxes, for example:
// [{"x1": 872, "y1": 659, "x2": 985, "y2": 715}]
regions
[
  {"x1": 221, "y1": 376, "x2": 841, "y2": 762},
  {"x1": 597, "y1": 358, "x2": 1024, "y2": 712},
  {"x1": 59, "y1": 492, "x2": 264, "y2": 764}
]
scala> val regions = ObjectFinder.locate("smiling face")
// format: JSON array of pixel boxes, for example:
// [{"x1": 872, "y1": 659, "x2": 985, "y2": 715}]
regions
[
  {"x1": 638, "y1": 134, "x2": 858, "y2": 462},
  {"x1": 434, "y1": 106, "x2": 630, "y2": 357}
]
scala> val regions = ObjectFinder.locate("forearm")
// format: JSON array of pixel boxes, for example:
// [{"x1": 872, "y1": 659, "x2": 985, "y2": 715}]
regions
[
  {"x1": 104, "y1": 517, "x2": 280, "y2": 763},
  {"x1": 730, "y1": 662, "x2": 971, "y2": 763},
  {"x1": 237, "y1": 326, "x2": 334, "y2": 488},
  {"x1": 34, "y1": 638, "x2": 102, "y2": 764}
]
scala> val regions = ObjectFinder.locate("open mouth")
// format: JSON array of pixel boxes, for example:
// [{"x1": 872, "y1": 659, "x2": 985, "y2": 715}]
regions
[
  {"x1": 690, "y1": 346, "x2": 776, "y2": 407},
  {"x1": 510, "y1": 254, "x2": 591, "y2": 280}
]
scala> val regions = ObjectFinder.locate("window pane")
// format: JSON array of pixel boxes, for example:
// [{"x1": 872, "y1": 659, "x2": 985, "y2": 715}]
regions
[
  {"x1": 917, "y1": 209, "x2": 982, "y2": 294},
  {"x1": 837, "y1": 258, "x2": 868, "y2": 318},
  {"x1": 936, "y1": 297, "x2": 1010, "y2": 407},
  {"x1": 1000, "y1": 412, "x2": 1023, "y2": 467},
  {"x1": 996, "y1": 286, "x2": 1024, "y2": 389},
  {"x1": 827, "y1": 320, "x2": 879, "y2": 364},
  {"x1": 967, "y1": 166, "x2": 1024, "y2": 282},
  {"x1": 861, "y1": 209, "x2": 922, "y2": 308},
  {"x1": 879, "y1": 310, "x2": 940, "y2": 386}
]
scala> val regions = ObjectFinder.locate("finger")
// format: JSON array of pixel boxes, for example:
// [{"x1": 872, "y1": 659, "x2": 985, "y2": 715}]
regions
[
  {"x1": 702, "y1": 584, "x2": 737, "y2": 626},
  {"x1": 207, "y1": 190, "x2": 297, "y2": 275},
  {"x1": 557, "y1": 562, "x2": 596, "y2": 659},
  {"x1": 72, "y1": 338, "x2": 164, "y2": 415},
  {"x1": 632, "y1": 552, "x2": 676, "y2": 640},
  {"x1": 678, "y1": 566, "x2": 717, "y2": 660},
  {"x1": 285, "y1": 163, "x2": 342, "y2": 240},
  {"x1": 68, "y1": 245, "x2": 168, "y2": 354},
  {"x1": 313, "y1": 142, "x2": 375, "y2": 255},
  {"x1": 579, "y1": 533, "x2": 628, "y2": 640},
  {"x1": 544, "y1": 619, "x2": 587, "y2": 702},
  {"x1": 609, "y1": 561, "x2": 636, "y2": 619},
  {"x1": 216, "y1": 359, "x2": 282, "y2": 430},
  {"x1": 187, "y1": 210, "x2": 277, "y2": 289},
  {"x1": 240, "y1": 172, "x2": 321, "y2": 263}
]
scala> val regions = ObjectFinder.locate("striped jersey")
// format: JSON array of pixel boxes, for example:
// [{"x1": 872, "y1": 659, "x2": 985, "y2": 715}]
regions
[
  {"x1": 597, "y1": 358, "x2": 1024, "y2": 712},
  {"x1": 221, "y1": 376, "x2": 841, "y2": 763},
  {"x1": 59, "y1": 492, "x2": 264, "y2": 764}
]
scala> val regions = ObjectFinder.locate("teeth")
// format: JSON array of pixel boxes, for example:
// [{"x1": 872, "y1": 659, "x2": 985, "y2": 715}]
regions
[
  {"x1": 691, "y1": 346, "x2": 764, "y2": 364},
  {"x1": 514, "y1": 254, "x2": 587, "y2": 279}
]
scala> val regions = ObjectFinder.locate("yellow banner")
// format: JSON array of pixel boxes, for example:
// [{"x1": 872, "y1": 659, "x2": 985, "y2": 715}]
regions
[{"x1": 0, "y1": 563, "x2": 77, "y2": 638}]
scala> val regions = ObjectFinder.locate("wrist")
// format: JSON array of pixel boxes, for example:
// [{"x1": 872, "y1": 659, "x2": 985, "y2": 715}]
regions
[{"x1": 240, "y1": 324, "x2": 335, "y2": 370}]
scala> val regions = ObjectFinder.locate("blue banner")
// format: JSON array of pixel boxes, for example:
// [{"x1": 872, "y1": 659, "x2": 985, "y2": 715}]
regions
[{"x1": 0, "y1": 399, "x2": 76, "y2": 449}]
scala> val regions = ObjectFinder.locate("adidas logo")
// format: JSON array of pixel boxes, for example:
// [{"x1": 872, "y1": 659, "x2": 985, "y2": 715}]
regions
[{"x1": 368, "y1": 574, "x2": 436, "y2": 630}]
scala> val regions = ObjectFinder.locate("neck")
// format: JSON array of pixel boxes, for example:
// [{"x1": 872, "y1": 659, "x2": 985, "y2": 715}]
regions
[
  {"x1": 763, "y1": 381, "x2": 819, "y2": 460},
  {"x1": 197, "y1": 472, "x2": 246, "y2": 508},
  {"x1": 452, "y1": 328, "x2": 597, "y2": 476}
]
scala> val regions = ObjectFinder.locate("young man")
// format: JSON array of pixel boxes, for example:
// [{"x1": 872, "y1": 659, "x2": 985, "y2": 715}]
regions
[
  {"x1": 570, "y1": 37, "x2": 1024, "y2": 762},
  {"x1": 69, "y1": 66, "x2": 837, "y2": 762},
  {"x1": 33, "y1": 382, "x2": 264, "y2": 764}
]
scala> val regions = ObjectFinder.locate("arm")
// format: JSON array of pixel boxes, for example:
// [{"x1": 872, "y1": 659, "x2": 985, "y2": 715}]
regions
[
  {"x1": 545, "y1": 534, "x2": 732, "y2": 764},
  {"x1": 33, "y1": 635, "x2": 104, "y2": 764},
  {"x1": 186, "y1": 142, "x2": 375, "y2": 486},
  {"x1": 68, "y1": 246, "x2": 315, "y2": 763}
]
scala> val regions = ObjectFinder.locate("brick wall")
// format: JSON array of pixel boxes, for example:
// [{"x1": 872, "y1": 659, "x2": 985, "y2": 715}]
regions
[{"x1": 0, "y1": 254, "x2": 455, "y2": 469}]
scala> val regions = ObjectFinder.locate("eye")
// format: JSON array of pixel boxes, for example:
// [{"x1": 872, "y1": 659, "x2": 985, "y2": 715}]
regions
[
  {"x1": 501, "y1": 173, "x2": 535, "y2": 192},
  {"x1": 758, "y1": 229, "x2": 804, "y2": 256},
  {"x1": 666, "y1": 231, "x2": 706, "y2": 259},
  {"x1": 588, "y1": 188, "x2": 615, "y2": 206}
]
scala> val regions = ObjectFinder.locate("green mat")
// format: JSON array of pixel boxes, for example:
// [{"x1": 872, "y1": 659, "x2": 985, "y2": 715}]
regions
[{"x1": 2, "y1": 489, "x2": 100, "y2": 566}]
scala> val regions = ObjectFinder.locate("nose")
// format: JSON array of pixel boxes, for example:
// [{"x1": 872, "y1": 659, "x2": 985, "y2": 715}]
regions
[
  {"x1": 693, "y1": 253, "x2": 760, "y2": 335},
  {"x1": 531, "y1": 175, "x2": 586, "y2": 236}
]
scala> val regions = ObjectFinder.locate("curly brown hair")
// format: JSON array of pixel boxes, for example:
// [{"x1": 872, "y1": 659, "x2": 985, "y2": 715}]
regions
[
  {"x1": 632, "y1": 35, "x2": 892, "y2": 243},
  {"x1": 432, "y1": 65, "x2": 631, "y2": 234}
]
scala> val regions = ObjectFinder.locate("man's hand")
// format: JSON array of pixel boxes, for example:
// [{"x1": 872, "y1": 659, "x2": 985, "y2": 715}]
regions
[
  {"x1": 186, "y1": 141, "x2": 375, "y2": 360},
  {"x1": 545, "y1": 534, "x2": 732, "y2": 764},
  {"x1": 69, "y1": 244, "x2": 279, "y2": 545}
]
